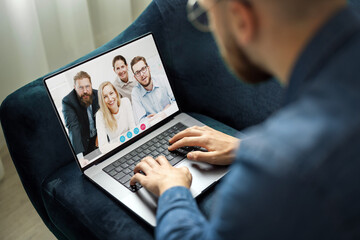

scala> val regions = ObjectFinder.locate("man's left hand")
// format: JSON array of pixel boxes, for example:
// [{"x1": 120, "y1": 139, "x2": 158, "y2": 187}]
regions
[{"x1": 130, "y1": 156, "x2": 192, "y2": 196}]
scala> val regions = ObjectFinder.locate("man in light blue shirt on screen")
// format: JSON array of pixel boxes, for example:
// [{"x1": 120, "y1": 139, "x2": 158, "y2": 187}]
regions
[{"x1": 130, "y1": 56, "x2": 175, "y2": 125}]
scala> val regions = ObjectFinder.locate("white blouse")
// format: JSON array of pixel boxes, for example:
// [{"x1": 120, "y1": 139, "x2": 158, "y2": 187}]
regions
[{"x1": 96, "y1": 97, "x2": 135, "y2": 153}]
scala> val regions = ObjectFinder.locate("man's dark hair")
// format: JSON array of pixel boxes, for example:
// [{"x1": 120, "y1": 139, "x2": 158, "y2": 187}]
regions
[
  {"x1": 130, "y1": 56, "x2": 148, "y2": 73},
  {"x1": 73, "y1": 71, "x2": 91, "y2": 85},
  {"x1": 245, "y1": 0, "x2": 345, "y2": 22},
  {"x1": 112, "y1": 55, "x2": 127, "y2": 68}
]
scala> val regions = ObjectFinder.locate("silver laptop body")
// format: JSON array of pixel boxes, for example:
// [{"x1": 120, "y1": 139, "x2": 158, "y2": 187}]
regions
[{"x1": 44, "y1": 33, "x2": 228, "y2": 226}]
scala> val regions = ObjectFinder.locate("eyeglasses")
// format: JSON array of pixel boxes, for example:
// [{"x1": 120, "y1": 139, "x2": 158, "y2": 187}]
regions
[
  {"x1": 187, "y1": 0, "x2": 221, "y2": 32},
  {"x1": 187, "y1": 0, "x2": 250, "y2": 32},
  {"x1": 77, "y1": 85, "x2": 91, "y2": 92},
  {"x1": 134, "y1": 66, "x2": 148, "y2": 77}
]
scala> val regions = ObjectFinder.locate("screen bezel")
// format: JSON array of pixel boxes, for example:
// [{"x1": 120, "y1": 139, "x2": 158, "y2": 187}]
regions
[{"x1": 43, "y1": 32, "x2": 181, "y2": 172}]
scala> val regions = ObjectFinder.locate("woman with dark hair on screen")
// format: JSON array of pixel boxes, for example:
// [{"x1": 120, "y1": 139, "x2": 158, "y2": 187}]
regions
[{"x1": 96, "y1": 81, "x2": 135, "y2": 153}]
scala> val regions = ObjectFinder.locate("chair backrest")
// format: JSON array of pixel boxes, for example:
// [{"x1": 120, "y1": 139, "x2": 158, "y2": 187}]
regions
[{"x1": 0, "y1": 0, "x2": 168, "y2": 231}]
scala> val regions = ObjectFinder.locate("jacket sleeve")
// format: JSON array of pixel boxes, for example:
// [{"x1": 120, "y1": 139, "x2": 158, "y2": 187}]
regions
[
  {"x1": 62, "y1": 98, "x2": 85, "y2": 154},
  {"x1": 156, "y1": 132, "x2": 329, "y2": 240}
]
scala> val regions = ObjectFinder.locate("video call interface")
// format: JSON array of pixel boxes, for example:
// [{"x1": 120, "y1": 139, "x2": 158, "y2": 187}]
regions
[{"x1": 45, "y1": 34, "x2": 179, "y2": 168}]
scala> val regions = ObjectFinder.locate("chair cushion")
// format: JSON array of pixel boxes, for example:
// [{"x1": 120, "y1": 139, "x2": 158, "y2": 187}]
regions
[
  {"x1": 42, "y1": 161, "x2": 154, "y2": 240},
  {"x1": 41, "y1": 114, "x2": 238, "y2": 239},
  {"x1": 0, "y1": 79, "x2": 75, "y2": 238}
]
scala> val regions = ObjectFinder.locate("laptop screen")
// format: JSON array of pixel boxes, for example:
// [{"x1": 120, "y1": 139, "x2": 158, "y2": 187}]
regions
[{"x1": 44, "y1": 33, "x2": 179, "y2": 169}]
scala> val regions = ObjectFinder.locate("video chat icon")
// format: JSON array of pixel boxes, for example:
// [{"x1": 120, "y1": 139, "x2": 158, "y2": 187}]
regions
[{"x1": 119, "y1": 124, "x2": 147, "y2": 143}]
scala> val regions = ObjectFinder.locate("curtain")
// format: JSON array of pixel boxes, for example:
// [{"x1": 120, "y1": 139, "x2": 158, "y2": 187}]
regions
[
  {"x1": 0, "y1": 0, "x2": 151, "y2": 148},
  {"x1": 0, "y1": 0, "x2": 151, "y2": 102}
]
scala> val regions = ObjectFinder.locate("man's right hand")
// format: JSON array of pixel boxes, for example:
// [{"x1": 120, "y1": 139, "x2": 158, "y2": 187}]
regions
[
  {"x1": 168, "y1": 126, "x2": 240, "y2": 165},
  {"x1": 147, "y1": 113, "x2": 156, "y2": 119},
  {"x1": 79, "y1": 158, "x2": 90, "y2": 167}
]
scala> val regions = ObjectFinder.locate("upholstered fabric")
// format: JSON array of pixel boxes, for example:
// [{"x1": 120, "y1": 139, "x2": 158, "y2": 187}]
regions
[
  {"x1": 0, "y1": 0, "x2": 286, "y2": 239},
  {"x1": 0, "y1": 79, "x2": 73, "y2": 239}
]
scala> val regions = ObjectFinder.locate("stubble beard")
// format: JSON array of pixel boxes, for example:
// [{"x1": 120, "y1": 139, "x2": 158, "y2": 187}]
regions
[
  {"x1": 140, "y1": 74, "x2": 152, "y2": 88},
  {"x1": 78, "y1": 92, "x2": 93, "y2": 108},
  {"x1": 219, "y1": 28, "x2": 272, "y2": 84}
]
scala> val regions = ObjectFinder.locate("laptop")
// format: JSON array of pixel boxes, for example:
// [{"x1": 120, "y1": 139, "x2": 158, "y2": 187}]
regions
[{"x1": 44, "y1": 33, "x2": 228, "y2": 226}]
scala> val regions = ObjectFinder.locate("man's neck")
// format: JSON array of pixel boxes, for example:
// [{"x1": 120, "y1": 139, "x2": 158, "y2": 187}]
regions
[
  {"x1": 262, "y1": 5, "x2": 346, "y2": 85},
  {"x1": 121, "y1": 77, "x2": 129, "y2": 83},
  {"x1": 144, "y1": 81, "x2": 153, "y2": 92}
]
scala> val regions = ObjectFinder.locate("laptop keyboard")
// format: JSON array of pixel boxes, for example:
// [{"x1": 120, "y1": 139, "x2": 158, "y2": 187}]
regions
[{"x1": 102, "y1": 122, "x2": 200, "y2": 192}]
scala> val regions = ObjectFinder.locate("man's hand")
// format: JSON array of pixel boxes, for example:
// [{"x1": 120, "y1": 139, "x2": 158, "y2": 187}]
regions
[
  {"x1": 148, "y1": 112, "x2": 167, "y2": 125},
  {"x1": 79, "y1": 158, "x2": 90, "y2": 167},
  {"x1": 162, "y1": 103, "x2": 171, "y2": 111},
  {"x1": 130, "y1": 156, "x2": 192, "y2": 197},
  {"x1": 147, "y1": 113, "x2": 156, "y2": 119},
  {"x1": 168, "y1": 126, "x2": 240, "y2": 165}
]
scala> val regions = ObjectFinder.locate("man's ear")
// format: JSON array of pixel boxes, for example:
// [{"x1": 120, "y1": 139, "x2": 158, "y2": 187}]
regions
[{"x1": 228, "y1": 1, "x2": 257, "y2": 45}]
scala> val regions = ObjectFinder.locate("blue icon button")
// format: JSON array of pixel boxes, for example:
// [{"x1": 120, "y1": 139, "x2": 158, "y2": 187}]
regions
[
  {"x1": 134, "y1": 127, "x2": 139, "y2": 135},
  {"x1": 127, "y1": 132, "x2": 133, "y2": 138},
  {"x1": 120, "y1": 136, "x2": 126, "y2": 142}
]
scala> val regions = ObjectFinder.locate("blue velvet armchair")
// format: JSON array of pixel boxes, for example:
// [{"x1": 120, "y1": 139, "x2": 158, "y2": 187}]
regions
[{"x1": 0, "y1": 0, "x2": 285, "y2": 239}]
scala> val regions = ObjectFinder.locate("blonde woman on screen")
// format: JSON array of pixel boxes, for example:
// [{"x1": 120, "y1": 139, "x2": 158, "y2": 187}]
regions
[{"x1": 96, "y1": 81, "x2": 135, "y2": 153}]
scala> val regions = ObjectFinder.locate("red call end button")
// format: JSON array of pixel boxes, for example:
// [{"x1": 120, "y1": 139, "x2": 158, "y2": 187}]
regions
[{"x1": 140, "y1": 124, "x2": 146, "y2": 131}]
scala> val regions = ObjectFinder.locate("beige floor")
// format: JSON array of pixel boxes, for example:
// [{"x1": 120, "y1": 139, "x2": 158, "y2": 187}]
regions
[{"x1": 0, "y1": 146, "x2": 55, "y2": 240}]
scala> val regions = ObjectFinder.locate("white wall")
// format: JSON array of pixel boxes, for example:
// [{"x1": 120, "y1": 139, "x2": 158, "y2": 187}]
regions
[
  {"x1": 131, "y1": 0, "x2": 152, "y2": 21},
  {"x1": 0, "y1": 0, "x2": 152, "y2": 151},
  {"x1": 0, "y1": 0, "x2": 49, "y2": 104},
  {"x1": 34, "y1": 0, "x2": 97, "y2": 71},
  {"x1": 87, "y1": 0, "x2": 133, "y2": 47}
]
